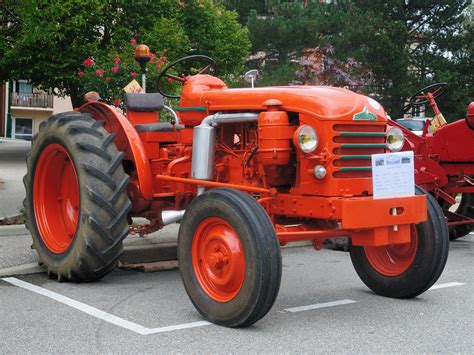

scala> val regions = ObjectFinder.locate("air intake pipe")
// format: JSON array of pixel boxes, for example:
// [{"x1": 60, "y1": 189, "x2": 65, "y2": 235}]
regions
[{"x1": 191, "y1": 113, "x2": 259, "y2": 194}]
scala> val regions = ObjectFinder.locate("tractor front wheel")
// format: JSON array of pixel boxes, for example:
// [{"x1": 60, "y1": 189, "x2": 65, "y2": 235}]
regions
[
  {"x1": 178, "y1": 188, "x2": 282, "y2": 327},
  {"x1": 24, "y1": 112, "x2": 131, "y2": 282},
  {"x1": 350, "y1": 186, "x2": 449, "y2": 298}
]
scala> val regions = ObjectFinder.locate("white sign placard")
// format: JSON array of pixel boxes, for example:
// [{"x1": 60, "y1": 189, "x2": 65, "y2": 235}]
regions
[{"x1": 371, "y1": 151, "x2": 415, "y2": 199}]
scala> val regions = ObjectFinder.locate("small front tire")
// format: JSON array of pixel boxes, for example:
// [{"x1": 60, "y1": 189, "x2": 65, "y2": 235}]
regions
[
  {"x1": 178, "y1": 188, "x2": 282, "y2": 327},
  {"x1": 350, "y1": 186, "x2": 449, "y2": 298}
]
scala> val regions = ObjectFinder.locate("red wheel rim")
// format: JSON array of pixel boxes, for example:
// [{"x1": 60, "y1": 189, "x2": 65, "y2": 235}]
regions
[
  {"x1": 33, "y1": 144, "x2": 80, "y2": 254},
  {"x1": 364, "y1": 226, "x2": 419, "y2": 276},
  {"x1": 192, "y1": 217, "x2": 246, "y2": 302}
]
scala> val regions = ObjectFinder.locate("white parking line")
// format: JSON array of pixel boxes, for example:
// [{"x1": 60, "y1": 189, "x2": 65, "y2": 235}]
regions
[
  {"x1": 143, "y1": 321, "x2": 211, "y2": 335},
  {"x1": 428, "y1": 282, "x2": 465, "y2": 290},
  {"x1": 284, "y1": 299, "x2": 357, "y2": 313},
  {"x1": 2, "y1": 277, "x2": 210, "y2": 335},
  {"x1": 3, "y1": 276, "x2": 467, "y2": 333}
]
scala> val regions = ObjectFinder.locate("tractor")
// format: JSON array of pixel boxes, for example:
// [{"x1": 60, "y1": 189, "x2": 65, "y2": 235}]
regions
[
  {"x1": 24, "y1": 55, "x2": 449, "y2": 328},
  {"x1": 389, "y1": 82, "x2": 474, "y2": 240}
]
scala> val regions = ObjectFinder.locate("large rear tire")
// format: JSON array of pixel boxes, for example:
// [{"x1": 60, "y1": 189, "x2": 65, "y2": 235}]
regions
[
  {"x1": 178, "y1": 188, "x2": 282, "y2": 327},
  {"x1": 350, "y1": 186, "x2": 449, "y2": 298},
  {"x1": 24, "y1": 112, "x2": 131, "y2": 282}
]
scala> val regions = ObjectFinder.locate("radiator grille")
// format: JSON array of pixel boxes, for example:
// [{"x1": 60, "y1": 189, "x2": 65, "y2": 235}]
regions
[{"x1": 332, "y1": 123, "x2": 386, "y2": 178}]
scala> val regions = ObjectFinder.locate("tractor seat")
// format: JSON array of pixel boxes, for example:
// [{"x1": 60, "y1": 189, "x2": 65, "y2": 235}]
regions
[
  {"x1": 124, "y1": 93, "x2": 164, "y2": 112},
  {"x1": 124, "y1": 93, "x2": 183, "y2": 133},
  {"x1": 134, "y1": 122, "x2": 184, "y2": 133}
]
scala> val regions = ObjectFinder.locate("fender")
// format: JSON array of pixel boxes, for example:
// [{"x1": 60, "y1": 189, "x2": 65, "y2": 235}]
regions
[
  {"x1": 414, "y1": 156, "x2": 449, "y2": 190},
  {"x1": 78, "y1": 102, "x2": 153, "y2": 200}
]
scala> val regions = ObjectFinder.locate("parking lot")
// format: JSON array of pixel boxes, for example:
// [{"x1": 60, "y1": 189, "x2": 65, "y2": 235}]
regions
[{"x1": 1, "y1": 233, "x2": 472, "y2": 353}]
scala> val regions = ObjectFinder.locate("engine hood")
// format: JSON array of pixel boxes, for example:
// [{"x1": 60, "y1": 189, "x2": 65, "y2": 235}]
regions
[
  {"x1": 211, "y1": 87, "x2": 385, "y2": 120},
  {"x1": 179, "y1": 75, "x2": 387, "y2": 126}
]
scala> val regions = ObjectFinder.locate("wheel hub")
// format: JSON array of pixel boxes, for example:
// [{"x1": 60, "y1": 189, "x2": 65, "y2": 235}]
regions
[
  {"x1": 33, "y1": 144, "x2": 80, "y2": 254},
  {"x1": 208, "y1": 250, "x2": 227, "y2": 270},
  {"x1": 192, "y1": 217, "x2": 245, "y2": 302},
  {"x1": 364, "y1": 226, "x2": 419, "y2": 276}
]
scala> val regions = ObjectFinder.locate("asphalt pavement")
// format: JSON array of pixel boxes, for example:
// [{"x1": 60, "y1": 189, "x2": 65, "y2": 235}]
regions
[
  {"x1": 0, "y1": 232, "x2": 472, "y2": 353},
  {"x1": 1, "y1": 139, "x2": 472, "y2": 353}
]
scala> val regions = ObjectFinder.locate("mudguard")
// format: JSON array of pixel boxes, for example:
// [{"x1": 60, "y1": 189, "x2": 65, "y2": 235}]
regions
[{"x1": 79, "y1": 102, "x2": 153, "y2": 200}]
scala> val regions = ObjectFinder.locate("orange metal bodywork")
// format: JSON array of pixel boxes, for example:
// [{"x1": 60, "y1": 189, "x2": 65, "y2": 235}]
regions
[
  {"x1": 269, "y1": 194, "x2": 426, "y2": 228},
  {"x1": 82, "y1": 74, "x2": 428, "y2": 247},
  {"x1": 179, "y1": 75, "x2": 388, "y2": 197},
  {"x1": 258, "y1": 110, "x2": 293, "y2": 166}
]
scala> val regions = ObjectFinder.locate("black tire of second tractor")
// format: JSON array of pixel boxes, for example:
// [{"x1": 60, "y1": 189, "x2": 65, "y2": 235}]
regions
[
  {"x1": 447, "y1": 192, "x2": 473, "y2": 240},
  {"x1": 23, "y1": 112, "x2": 131, "y2": 282},
  {"x1": 349, "y1": 186, "x2": 449, "y2": 298}
]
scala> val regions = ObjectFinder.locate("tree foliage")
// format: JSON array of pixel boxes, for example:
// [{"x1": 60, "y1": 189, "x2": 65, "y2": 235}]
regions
[
  {"x1": 228, "y1": 0, "x2": 472, "y2": 119},
  {"x1": 0, "y1": 0, "x2": 250, "y2": 107},
  {"x1": 331, "y1": 0, "x2": 472, "y2": 119},
  {"x1": 247, "y1": 2, "x2": 337, "y2": 63}
]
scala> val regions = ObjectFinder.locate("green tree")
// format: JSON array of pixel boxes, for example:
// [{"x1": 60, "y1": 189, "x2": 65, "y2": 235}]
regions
[
  {"x1": 332, "y1": 0, "x2": 472, "y2": 119},
  {"x1": 217, "y1": 0, "x2": 267, "y2": 22},
  {"x1": 247, "y1": 1, "x2": 337, "y2": 64},
  {"x1": 237, "y1": 1, "x2": 352, "y2": 87},
  {"x1": 235, "y1": 0, "x2": 471, "y2": 119},
  {"x1": 1, "y1": 0, "x2": 107, "y2": 107},
  {"x1": 178, "y1": 1, "x2": 251, "y2": 74},
  {"x1": 425, "y1": 2, "x2": 474, "y2": 119},
  {"x1": 0, "y1": 0, "x2": 250, "y2": 107}
]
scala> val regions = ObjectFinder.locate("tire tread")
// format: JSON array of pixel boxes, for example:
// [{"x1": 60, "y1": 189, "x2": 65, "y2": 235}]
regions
[{"x1": 23, "y1": 112, "x2": 130, "y2": 282}]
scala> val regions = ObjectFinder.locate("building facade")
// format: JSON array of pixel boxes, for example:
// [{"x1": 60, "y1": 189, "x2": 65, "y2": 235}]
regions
[{"x1": 0, "y1": 81, "x2": 73, "y2": 140}]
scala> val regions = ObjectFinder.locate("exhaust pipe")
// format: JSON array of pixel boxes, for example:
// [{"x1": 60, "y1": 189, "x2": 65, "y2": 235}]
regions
[
  {"x1": 162, "y1": 210, "x2": 185, "y2": 226},
  {"x1": 160, "y1": 114, "x2": 259, "y2": 223},
  {"x1": 192, "y1": 113, "x2": 259, "y2": 195}
]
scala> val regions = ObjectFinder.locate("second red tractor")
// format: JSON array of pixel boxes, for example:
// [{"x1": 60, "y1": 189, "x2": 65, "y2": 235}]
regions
[{"x1": 390, "y1": 82, "x2": 474, "y2": 240}]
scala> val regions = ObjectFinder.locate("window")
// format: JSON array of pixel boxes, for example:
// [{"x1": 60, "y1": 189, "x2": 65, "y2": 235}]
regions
[
  {"x1": 14, "y1": 80, "x2": 33, "y2": 94},
  {"x1": 18, "y1": 81, "x2": 33, "y2": 94},
  {"x1": 13, "y1": 118, "x2": 33, "y2": 141}
]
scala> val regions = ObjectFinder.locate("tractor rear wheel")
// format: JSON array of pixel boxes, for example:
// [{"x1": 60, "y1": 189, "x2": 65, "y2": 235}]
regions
[
  {"x1": 446, "y1": 192, "x2": 473, "y2": 240},
  {"x1": 178, "y1": 188, "x2": 282, "y2": 327},
  {"x1": 23, "y1": 112, "x2": 131, "y2": 282},
  {"x1": 350, "y1": 186, "x2": 449, "y2": 298}
]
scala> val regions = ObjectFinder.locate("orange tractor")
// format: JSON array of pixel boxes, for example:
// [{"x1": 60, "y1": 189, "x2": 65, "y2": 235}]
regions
[{"x1": 24, "y1": 55, "x2": 449, "y2": 327}]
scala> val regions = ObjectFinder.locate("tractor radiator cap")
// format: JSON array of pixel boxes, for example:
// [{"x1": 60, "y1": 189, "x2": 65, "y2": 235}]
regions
[{"x1": 263, "y1": 99, "x2": 283, "y2": 111}]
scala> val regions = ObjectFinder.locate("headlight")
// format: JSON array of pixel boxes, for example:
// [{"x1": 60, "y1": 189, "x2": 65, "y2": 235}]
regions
[
  {"x1": 314, "y1": 165, "x2": 327, "y2": 179},
  {"x1": 293, "y1": 125, "x2": 318, "y2": 153},
  {"x1": 386, "y1": 127, "x2": 404, "y2": 152}
]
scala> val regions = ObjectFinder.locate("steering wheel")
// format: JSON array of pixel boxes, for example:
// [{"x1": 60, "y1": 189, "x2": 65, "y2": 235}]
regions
[
  {"x1": 156, "y1": 55, "x2": 217, "y2": 99},
  {"x1": 408, "y1": 82, "x2": 448, "y2": 107}
]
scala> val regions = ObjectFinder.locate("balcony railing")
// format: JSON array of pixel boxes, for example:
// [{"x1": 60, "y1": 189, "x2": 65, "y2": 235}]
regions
[{"x1": 11, "y1": 92, "x2": 54, "y2": 109}]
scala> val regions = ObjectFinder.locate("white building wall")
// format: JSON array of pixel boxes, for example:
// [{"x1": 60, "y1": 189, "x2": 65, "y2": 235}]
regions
[{"x1": 52, "y1": 95, "x2": 73, "y2": 115}]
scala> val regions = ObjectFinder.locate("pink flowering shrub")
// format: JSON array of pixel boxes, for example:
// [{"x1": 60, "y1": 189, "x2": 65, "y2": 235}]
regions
[
  {"x1": 83, "y1": 58, "x2": 95, "y2": 67},
  {"x1": 77, "y1": 38, "x2": 169, "y2": 106}
]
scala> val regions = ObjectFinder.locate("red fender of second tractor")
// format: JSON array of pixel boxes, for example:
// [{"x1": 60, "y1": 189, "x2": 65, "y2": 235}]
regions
[{"x1": 79, "y1": 102, "x2": 154, "y2": 200}]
